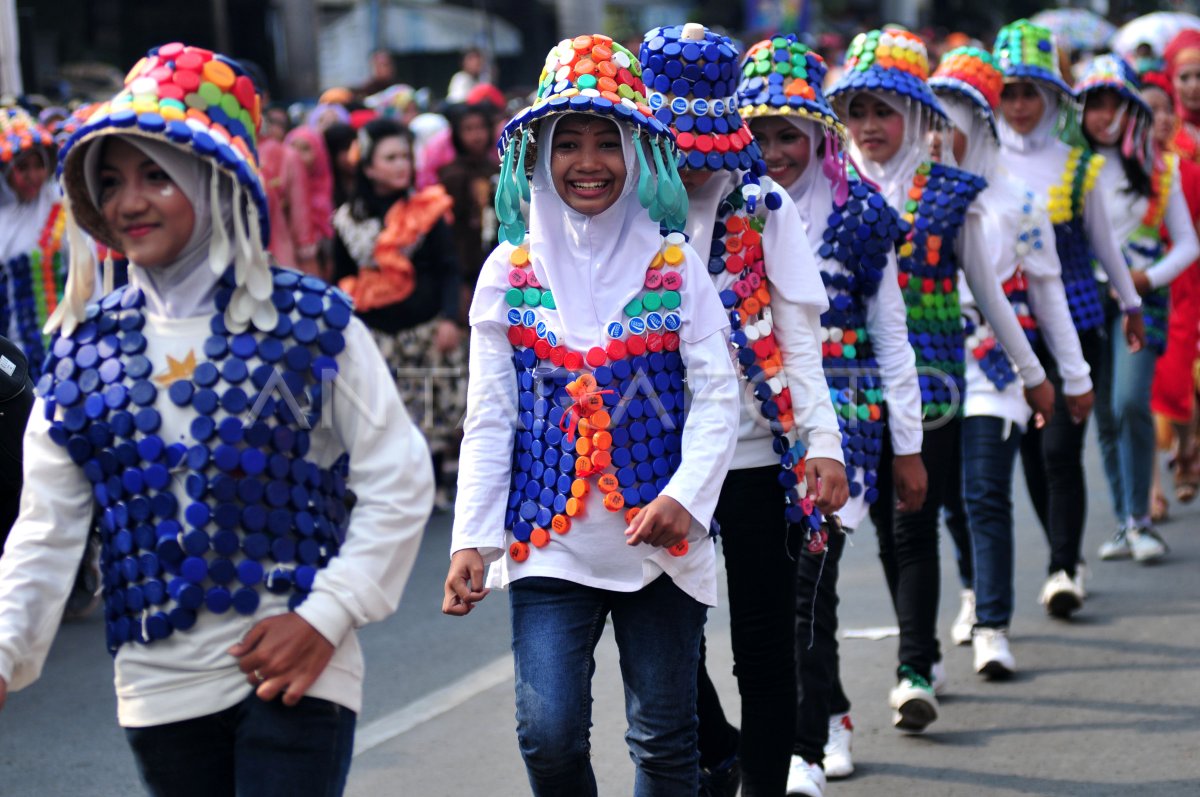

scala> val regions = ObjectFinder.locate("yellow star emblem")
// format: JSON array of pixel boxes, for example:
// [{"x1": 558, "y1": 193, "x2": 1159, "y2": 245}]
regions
[{"x1": 154, "y1": 350, "x2": 198, "y2": 386}]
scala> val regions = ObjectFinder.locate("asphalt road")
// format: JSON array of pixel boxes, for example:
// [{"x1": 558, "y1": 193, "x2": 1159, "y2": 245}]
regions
[{"x1": 2, "y1": 437, "x2": 1198, "y2": 796}]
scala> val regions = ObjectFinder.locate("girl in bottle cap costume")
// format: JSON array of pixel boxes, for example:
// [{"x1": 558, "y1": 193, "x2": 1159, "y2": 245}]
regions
[
  {"x1": 829, "y1": 27, "x2": 1054, "y2": 734},
  {"x1": 992, "y1": 20, "x2": 1147, "y2": 617},
  {"x1": 640, "y1": 23, "x2": 848, "y2": 796},
  {"x1": 0, "y1": 107, "x2": 66, "y2": 377},
  {"x1": 0, "y1": 43, "x2": 433, "y2": 796},
  {"x1": 738, "y1": 33, "x2": 924, "y2": 791},
  {"x1": 1074, "y1": 55, "x2": 1200, "y2": 563},
  {"x1": 930, "y1": 47, "x2": 1095, "y2": 679},
  {"x1": 443, "y1": 34, "x2": 739, "y2": 795}
]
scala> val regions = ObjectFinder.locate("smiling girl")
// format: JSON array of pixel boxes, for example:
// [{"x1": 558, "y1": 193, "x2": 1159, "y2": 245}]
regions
[
  {"x1": 829, "y1": 27, "x2": 1053, "y2": 735},
  {"x1": 0, "y1": 44, "x2": 433, "y2": 796},
  {"x1": 740, "y1": 34, "x2": 923, "y2": 793},
  {"x1": 930, "y1": 47, "x2": 1094, "y2": 679},
  {"x1": 1075, "y1": 57, "x2": 1200, "y2": 564},
  {"x1": 443, "y1": 34, "x2": 739, "y2": 794},
  {"x1": 992, "y1": 21, "x2": 1147, "y2": 615},
  {"x1": 640, "y1": 24, "x2": 847, "y2": 796}
]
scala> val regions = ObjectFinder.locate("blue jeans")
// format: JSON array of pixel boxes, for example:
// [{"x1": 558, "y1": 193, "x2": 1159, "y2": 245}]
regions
[
  {"x1": 962, "y1": 416, "x2": 1023, "y2": 628},
  {"x1": 124, "y1": 695, "x2": 356, "y2": 797},
  {"x1": 1095, "y1": 312, "x2": 1160, "y2": 522},
  {"x1": 509, "y1": 574, "x2": 708, "y2": 797}
]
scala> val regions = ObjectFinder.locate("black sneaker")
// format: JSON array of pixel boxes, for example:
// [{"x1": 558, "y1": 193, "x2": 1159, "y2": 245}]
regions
[{"x1": 699, "y1": 756, "x2": 741, "y2": 797}]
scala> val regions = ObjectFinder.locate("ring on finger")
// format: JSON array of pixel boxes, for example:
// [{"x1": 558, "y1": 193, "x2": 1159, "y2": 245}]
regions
[{"x1": 254, "y1": 669, "x2": 265, "y2": 682}]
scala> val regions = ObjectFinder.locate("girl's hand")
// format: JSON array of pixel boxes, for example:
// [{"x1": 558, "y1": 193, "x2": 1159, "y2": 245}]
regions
[
  {"x1": 434, "y1": 319, "x2": 462, "y2": 354},
  {"x1": 806, "y1": 458, "x2": 849, "y2": 515},
  {"x1": 1066, "y1": 390, "x2": 1095, "y2": 424},
  {"x1": 625, "y1": 495, "x2": 692, "y2": 548},
  {"x1": 228, "y1": 614, "x2": 335, "y2": 706},
  {"x1": 1024, "y1": 379, "x2": 1056, "y2": 428},
  {"x1": 893, "y1": 454, "x2": 928, "y2": 513},
  {"x1": 1124, "y1": 311, "x2": 1145, "y2": 353},
  {"x1": 443, "y1": 549, "x2": 489, "y2": 616}
]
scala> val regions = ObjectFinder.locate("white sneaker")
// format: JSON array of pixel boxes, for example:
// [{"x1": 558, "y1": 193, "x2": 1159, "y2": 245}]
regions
[
  {"x1": 1074, "y1": 562, "x2": 1089, "y2": 598},
  {"x1": 972, "y1": 627, "x2": 1016, "y2": 679},
  {"x1": 1129, "y1": 526, "x2": 1168, "y2": 563},
  {"x1": 786, "y1": 756, "x2": 826, "y2": 796},
  {"x1": 931, "y1": 660, "x2": 948, "y2": 695},
  {"x1": 823, "y1": 713, "x2": 854, "y2": 779},
  {"x1": 1098, "y1": 527, "x2": 1132, "y2": 560},
  {"x1": 1038, "y1": 570, "x2": 1083, "y2": 619},
  {"x1": 889, "y1": 666, "x2": 938, "y2": 733},
  {"x1": 951, "y1": 589, "x2": 976, "y2": 646}
]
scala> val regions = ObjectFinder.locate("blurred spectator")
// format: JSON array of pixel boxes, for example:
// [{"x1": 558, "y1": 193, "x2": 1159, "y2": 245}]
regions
[
  {"x1": 437, "y1": 101, "x2": 498, "y2": 321},
  {"x1": 331, "y1": 117, "x2": 463, "y2": 503},
  {"x1": 286, "y1": 125, "x2": 336, "y2": 278},
  {"x1": 263, "y1": 104, "x2": 291, "y2": 143},
  {"x1": 410, "y1": 112, "x2": 455, "y2": 189},
  {"x1": 323, "y1": 122, "x2": 357, "y2": 207},
  {"x1": 319, "y1": 86, "x2": 354, "y2": 106},
  {"x1": 358, "y1": 49, "x2": 398, "y2": 100},
  {"x1": 259, "y1": 134, "x2": 314, "y2": 273},
  {"x1": 447, "y1": 47, "x2": 487, "y2": 102}
]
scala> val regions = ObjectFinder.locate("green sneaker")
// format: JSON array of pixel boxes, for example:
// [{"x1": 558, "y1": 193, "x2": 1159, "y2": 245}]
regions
[{"x1": 888, "y1": 665, "x2": 938, "y2": 733}]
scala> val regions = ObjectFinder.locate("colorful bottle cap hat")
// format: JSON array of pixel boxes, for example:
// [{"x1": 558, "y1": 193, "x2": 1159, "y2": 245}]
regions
[
  {"x1": 1, "y1": 106, "x2": 54, "y2": 165},
  {"x1": 638, "y1": 23, "x2": 765, "y2": 173},
  {"x1": 50, "y1": 104, "x2": 98, "y2": 147},
  {"x1": 1075, "y1": 54, "x2": 1152, "y2": 117},
  {"x1": 58, "y1": 42, "x2": 268, "y2": 253},
  {"x1": 929, "y1": 47, "x2": 1003, "y2": 138},
  {"x1": 499, "y1": 34, "x2": 667, "y2": 155},
  {"x1": 737, "y1": 34, "x2": 846, "y2": 142},
  {"x1": 993, "y1": 20, "x2": 1073, "y2": 96},
  {"x1": 494, "y1": 35, "x2": 687, "y2": 245},
  {"x1": 828, "y1": 28, "x2": 947, "y2": 122}
]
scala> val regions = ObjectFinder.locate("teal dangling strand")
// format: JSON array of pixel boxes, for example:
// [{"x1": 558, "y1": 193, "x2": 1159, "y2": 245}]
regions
[
  {"x1": 494, "y1": 140, "x2": 525, "y2": 246},
  {"x1": 634, "y1": 132, "x2": 662, "y2": 221},
  {"x1": 652, "y1": 138, "x2": 682, "y2": 230},
  {"x1": 664, "y1": 144, "x2": 689, "y2": 231},
  {"x1": 515, "y1": 128, "x2": 531, "y2": 203}
]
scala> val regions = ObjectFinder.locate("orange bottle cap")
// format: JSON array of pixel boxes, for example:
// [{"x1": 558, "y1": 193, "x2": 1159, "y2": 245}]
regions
[
  {"x1": 597, "y1": 473, "x2": 619, "y2": 493},
  {"x1": 603, "y1": 492, "x2": 625, "y2": 511},
  {"x1": 571, "y1": 478, "x2": 590, "y2": 497},
  {"x1": 552, "y1": 515, "x2": 571, "y2": 534},
  {"x1": 509, "y1": 541, "x2": 530, "y2": 562},
  {"x1": 668, "y1": 540, "x2": 689, "y2": 557},
  {"x1": 530, "y1": 528, "x2": 551, "y2": 548}
]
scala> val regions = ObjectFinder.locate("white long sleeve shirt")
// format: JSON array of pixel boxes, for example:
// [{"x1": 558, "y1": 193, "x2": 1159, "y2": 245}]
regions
[{"x1": 0, "y1": 312, "x2": 433, "y2": 727}]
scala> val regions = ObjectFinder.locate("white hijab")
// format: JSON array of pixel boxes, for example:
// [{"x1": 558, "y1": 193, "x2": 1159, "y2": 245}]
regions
[
  {"x1": 471, "y1": 114, "x2": 727, "y2": 350},
  {"x1": 845, "y1": 92, "x2": 932, "y2": 212},
  {"x1": 996, "y1": 83, "x2": 1062, "y2": 154},
  {"x1": 939, "y1": 93, "x2": 997, "y2": 180}
]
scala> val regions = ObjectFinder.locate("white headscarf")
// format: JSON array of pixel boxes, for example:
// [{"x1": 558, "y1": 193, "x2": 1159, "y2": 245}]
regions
[
  {"x1": 470, "y1": 113, "x2": 727, "y2": 349},
  {"x1": 938, "y1": 93, "x2": 998, "y2": 180},
  {"x1": 845, "y1": 92, "x2": 932, "y2": 211},
  {"x1": 82, "y1": 135, "x2": 225, "y2": 319},
  {"x1": 996, "y1": 83, "x2": 1062, "y2": 154}
]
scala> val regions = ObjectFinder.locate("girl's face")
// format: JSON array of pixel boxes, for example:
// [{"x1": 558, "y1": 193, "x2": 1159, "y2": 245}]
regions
[
  {"x1": 750, "y1": 116, "x2": 811, "y2": 188},
  {"x1": 1173, "y1": 59, "x2": 1200, "y2": 115},
  {"x1": 6, "y1": 149, "x2": 48, "y2": 202},
  {"x1": 999, "y1": 81, "x2": 1046, "y2": 135},
  {"x1": 98, "y1": 137, "x2": 196, "y2": 268},
  {"x1": 290, "y1": 136, "x2": 315, "y2": 169},
  {"x1": 1082, "y1": 89, "x2": 1126, "y2": 147},
  {"x1": 364, "y1": 135, "x2": 413, "y2": 194},
  {"x1": 550, "y1": 114, "x2": 626, "y2": 215},
  {"x1": 846, "y1": 95, "x2": 904, "y2": 164},
  {"x1": 1145, "y1": 86, "x2": 1176, "y2": 149},
  {"x1": 458, "y1": 113, "x2": 493, "y2": 157}
]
